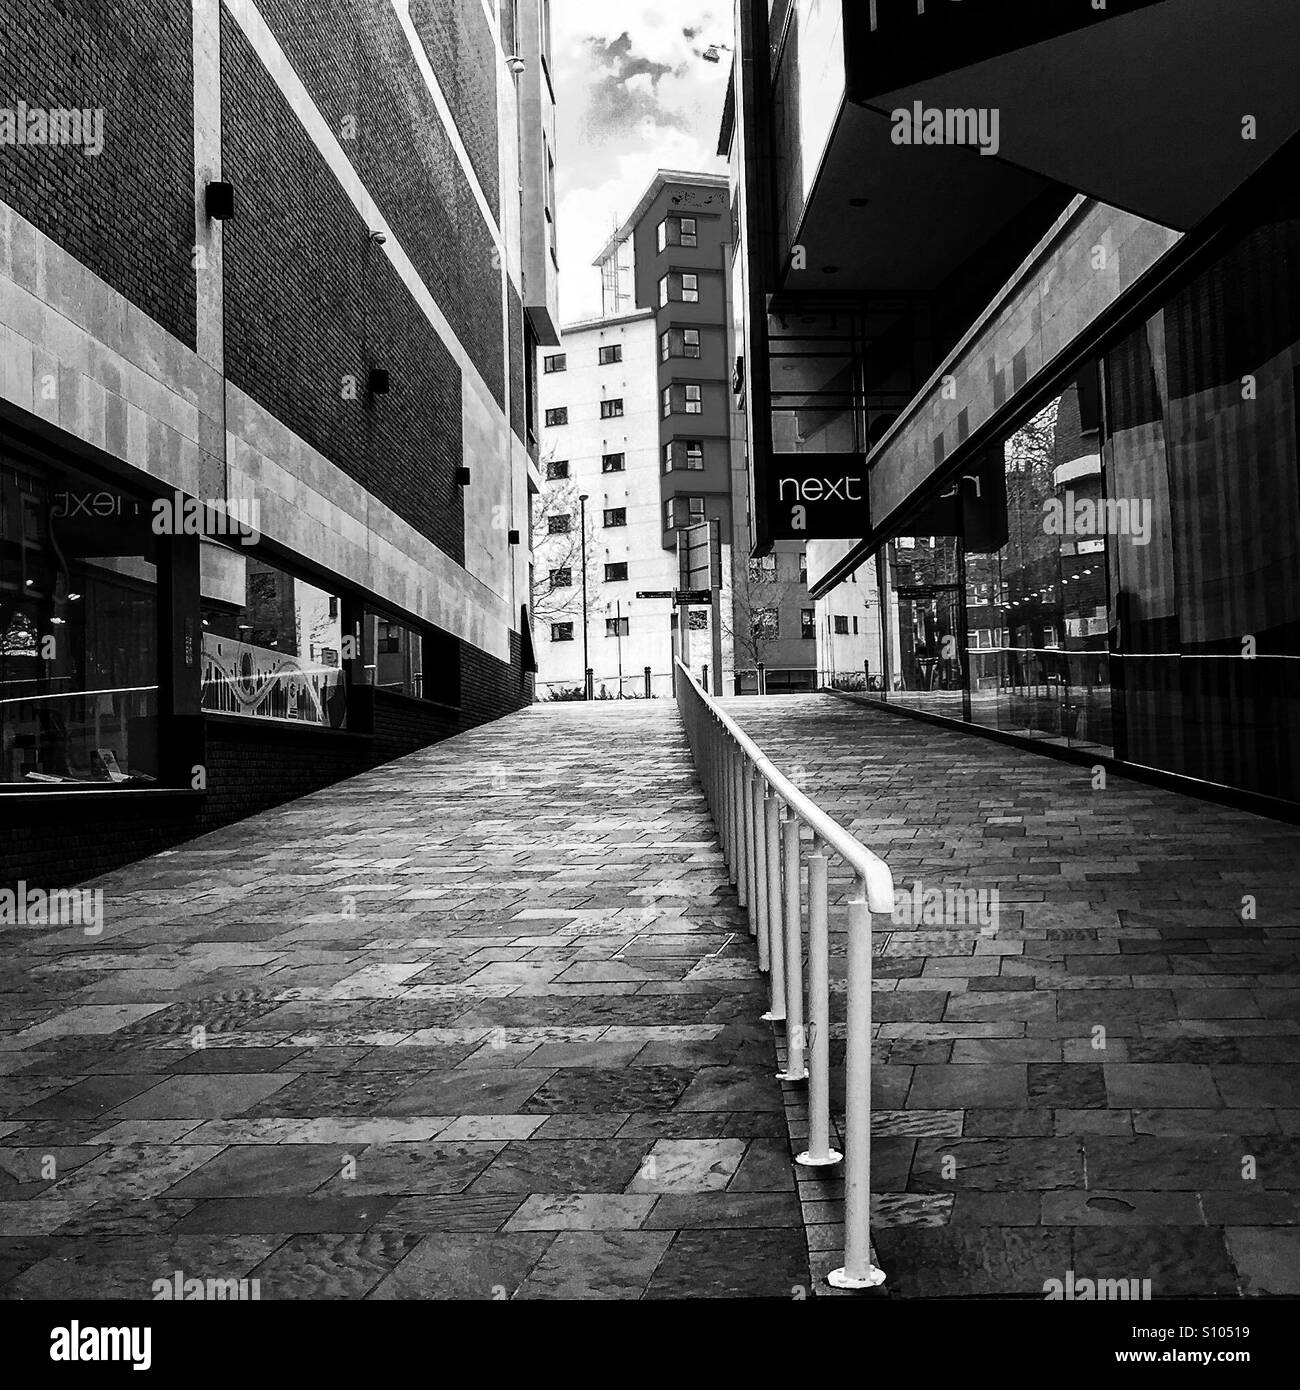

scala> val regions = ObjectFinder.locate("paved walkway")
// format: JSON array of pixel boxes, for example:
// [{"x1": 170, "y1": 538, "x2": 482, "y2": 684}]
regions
[
  {"x1": 0, "y1": 704, "x2": 808, "y2": 1300},
  {"x1": 726, "y1": 694, "x2": 1300, "y2": 1297}
]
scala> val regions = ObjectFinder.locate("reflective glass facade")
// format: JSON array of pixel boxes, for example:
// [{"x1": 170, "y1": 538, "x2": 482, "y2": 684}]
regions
[
  {"x1": 1, "y1": 441, "x2": 159, "y2": 786},
  {"x1": 868, "y1": 172, "x2": 1300, "y2": 808}
]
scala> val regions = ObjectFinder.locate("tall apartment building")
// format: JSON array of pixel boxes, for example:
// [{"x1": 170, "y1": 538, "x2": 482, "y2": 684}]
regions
[
  {"x1": 534, "y1": 168, "x2": 815, "y2": 697},
  {"x1": 533, "y1": 308, "x2": 679, "y2": 698},
  {"x1": 723, "y1": 0, "x2": 1300, "y2": 815},
  {"x1": 1, "y1": 0, "x2": 559, "y2": 883}
]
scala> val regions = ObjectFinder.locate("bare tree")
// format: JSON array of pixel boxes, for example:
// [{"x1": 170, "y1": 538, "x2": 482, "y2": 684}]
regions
[
  {"x1": 530, "y1": 467, "x2": 601, "y2": 630},
  {"x1": 722, "y1": 556, "x2": 781, "y2": 671}
]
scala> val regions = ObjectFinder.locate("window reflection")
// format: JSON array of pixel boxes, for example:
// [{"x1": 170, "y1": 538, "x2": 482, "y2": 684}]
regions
[{"x1": 1, "y1": 445, "x2": 159, "y2": 786}]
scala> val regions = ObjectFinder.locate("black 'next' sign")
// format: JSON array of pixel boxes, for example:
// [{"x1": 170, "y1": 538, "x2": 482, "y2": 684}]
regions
[{"x1": 764, "y1": 453, "x2": 871, "y2": 541}]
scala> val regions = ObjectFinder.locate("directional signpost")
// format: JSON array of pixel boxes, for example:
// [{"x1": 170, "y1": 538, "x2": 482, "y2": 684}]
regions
[{"x1": 676, "y1": 521, "x2": 724, "y2": 695}]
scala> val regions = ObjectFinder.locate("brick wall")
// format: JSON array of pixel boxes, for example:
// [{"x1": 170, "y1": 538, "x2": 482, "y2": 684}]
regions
[
  {"x1": 0, "y1": 0, "x2": 195, "y2": 346},
  {"x1": 250, "y1": 0, "x2": 505, "y2": 408},
  {"x1": 220, "y1": 15, "x2": 466, "y2": 564},
  {"x1": 410, "y1": 0, "x2": 501, "y2": 223}
]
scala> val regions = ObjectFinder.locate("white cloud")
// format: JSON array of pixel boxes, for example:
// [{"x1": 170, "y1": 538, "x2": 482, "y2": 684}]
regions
[{"x1": 551, "y1": 0, "x2": 734, "y2": 321}]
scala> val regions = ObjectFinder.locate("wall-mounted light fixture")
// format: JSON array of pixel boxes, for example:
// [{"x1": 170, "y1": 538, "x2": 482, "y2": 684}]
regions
[
  {"x1": 367, "y1": 229, "x2": 387, "y2": 246},
  {"x1": 368, "y1": 368, "x2": 390, "y2": 394},
  {"x1": 205, "y1": 181, "x2": 235, "y2": 220},
  {"x1": 506, "y1": 54, "x2": 526, "y2": 75},
  {"x1": 455, "y1": 466, "x2": 471, "y2": 486}
]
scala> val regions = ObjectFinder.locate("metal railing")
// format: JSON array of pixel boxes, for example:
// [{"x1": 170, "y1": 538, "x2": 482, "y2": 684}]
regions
[{"x1": 674, "y1": 658, "x2": 893, "y2": 1291}]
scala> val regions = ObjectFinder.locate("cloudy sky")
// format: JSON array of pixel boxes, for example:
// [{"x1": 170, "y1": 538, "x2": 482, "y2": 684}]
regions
[{"x1": 550, "y1": 1, "x2": 734, "y2": 324}]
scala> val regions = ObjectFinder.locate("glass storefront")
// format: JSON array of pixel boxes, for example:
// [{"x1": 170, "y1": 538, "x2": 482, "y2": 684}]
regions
[
  {"x1": 200, "y1": 546, "x2": 347, "y2": 729},
  {"x1": 866, "y1": 170, "x2": 1300, "y2": 807},
  {"x1": 1, "y1": 440, "x2": 159, "y2": 787},
  {"x1": 359, "y1": 612, "x2": 424, "y2": 700}
]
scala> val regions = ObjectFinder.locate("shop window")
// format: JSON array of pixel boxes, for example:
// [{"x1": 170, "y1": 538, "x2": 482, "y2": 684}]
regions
[
  {"x1": 201, "y1": 549, "x2": 346, "y2": 727},
  {"x1": 1, "y1": 449, "x2": 160, "y2": 786},
  {"x1": 359, "y1": 611, "x2": 426, "y2": 700}
]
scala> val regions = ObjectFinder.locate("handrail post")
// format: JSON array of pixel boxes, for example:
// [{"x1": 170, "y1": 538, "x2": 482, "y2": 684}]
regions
[
  {"x1": 751, "y1": 773, "x2": 769, "y2": 969},
  {"x1": 734, "y1": 747, "x2": 748, "y2": 907},
  {"x1": 762, "y1": 790, "x2": 786, "y2": 1021},
  {"x1": 778, "y1": 810, "x2": 807, "y2": 1081},
  {"x1": 797, "y1": 837, "x2": 841, "y2": 1168},
  {"x1": 829, "y1": 879, "x2": 885, "y2": 1291}
]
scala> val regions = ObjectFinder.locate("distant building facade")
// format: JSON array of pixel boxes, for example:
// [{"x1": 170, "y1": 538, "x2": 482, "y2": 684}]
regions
[{"x1": 535, "y1": 169, "x2": 815, "y2": 698}]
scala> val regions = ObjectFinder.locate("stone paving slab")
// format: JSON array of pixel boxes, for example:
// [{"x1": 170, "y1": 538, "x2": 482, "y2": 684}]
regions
[
  {"x1": 0, "y1": 705, "x2": 810, "y2": 1300},
  {"x1": 726, "y1": 694, "x2": 1300, "y2": 1298}
]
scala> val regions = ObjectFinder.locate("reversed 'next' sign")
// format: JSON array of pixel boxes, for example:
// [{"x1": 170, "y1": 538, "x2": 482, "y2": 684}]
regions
[{"x1": 764, "y1": 453, "x2": 871, "y2": 541}]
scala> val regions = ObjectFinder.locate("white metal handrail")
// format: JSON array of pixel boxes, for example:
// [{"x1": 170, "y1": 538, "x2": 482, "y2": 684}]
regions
[{"x1": 674, "y1": 659, "x2": 892, "y2": 1291}]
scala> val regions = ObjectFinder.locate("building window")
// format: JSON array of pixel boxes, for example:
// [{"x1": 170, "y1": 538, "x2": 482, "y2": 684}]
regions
[
  {"x1": 543, "y1": 353, "x2": 567, "y2": 373},
  {"x1": 665, "y1": 495, "x2": 706, "y2": 531},
  {"x1": 1, "y1": 454, "x2": 164, "y2": 785},
  {"x1": 603, "y1": 508, "x2": 627, "y2": 528},
  {"x1": 548, "y1": 568, "x2": 572, "y2": 589},
  {"x1": 657, "y1": 215, "x2": 698, "y2": 251},
  {"x1": 545, "y1": 407, "x2": 568, "y2": 427},
  {"x1": 663, "y1": 441, "x2": 704, "y2": 472},
  {"x1": 604, "y1": 562, "x2": 628, "y2": 582},
  {"x1": 852, "y1": 616, "x2": 859, "y2": 634},
  {"x1": 833, "y1": 615, "x2": 849, "y2": 635},
  {"x1": 546, "y1": 459, "x2": 569, "y2": 480},
  {"x1": 600, "y1": 398, "x2": 624, "y2": 419},
  {"x1": 659, "y1": 272, "x2": 701, "y2": 306},
  {"x1": 661, "y1": 327, "x2": 702, "y2": 360},
  {"x1": 748, "y1": 554, "x2": 777, "y2": 583},
  {"x1": 548, "y1": 514, "x2": 571, "y2": 534},
  {"x1": 684, "y1": 440, "x2": 704, "y2": 470},
  {"x1": 201, "y1": 550, "x2": 346, "y2": 729},
  {"x1": 799, "y1": 551, "x2": 808, "y2": 585},
  {"x1": 801, "y1": 608, "x2": 815, "y2": 640},
  {"x1": 551, "y1": 622, "x2": 574, "y2": 642},
  {"x1": 360, "y1": 612, "x2": 427, "y2": 701},
  {"x1": 605, "y1": 616, "x2": 630, "y2": 637},
  {"x1": 753, "y1": 607, "x2": 779, "y2": 640},
  {"x1": 601, "y1": 453, "x2": 625, "y2": 473},
  {"x1": 599, "y1": 344, "x2": 622, "y2": 365},
  {"x1": 663, "y1": 385, "x2": 704, "y2": 418}
]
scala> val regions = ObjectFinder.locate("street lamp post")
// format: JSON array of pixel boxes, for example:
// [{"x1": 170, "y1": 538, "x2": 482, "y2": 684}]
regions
[{"x1": 579, "y1": 493, "x2": 591, "y2": 699}]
